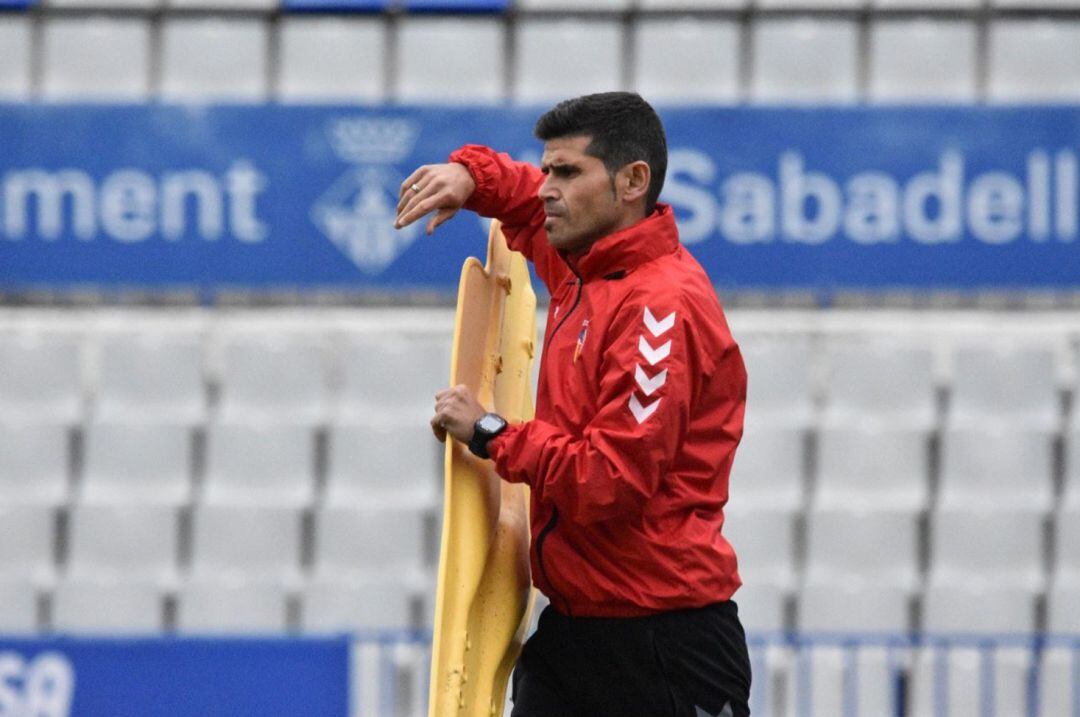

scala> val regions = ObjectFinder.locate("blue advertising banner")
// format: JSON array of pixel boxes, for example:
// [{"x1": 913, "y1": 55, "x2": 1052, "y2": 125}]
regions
[
  {"x1": 0, "y1": 636, "x2": 350, "y2": 716},
  {"x1": 1, "y1": 105, "x2": 1078, "y2": 295}
]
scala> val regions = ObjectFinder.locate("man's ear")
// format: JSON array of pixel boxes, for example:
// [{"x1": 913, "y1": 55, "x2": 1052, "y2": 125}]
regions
[{"x1": 619, "y1": 161, "x2": 651, "y2": 205}]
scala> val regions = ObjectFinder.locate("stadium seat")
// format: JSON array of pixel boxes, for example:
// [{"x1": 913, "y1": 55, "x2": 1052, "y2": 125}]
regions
[
  {"x1": 203, "y1": 421, "x2": 315, "y2": 507},
  {"x1": 738, "y1": 335, "x2": 817, "y2": 428},
  {"x1": 1065, "y1": 424, "x2": 1080, "y2": 507},
  {"x1": 801, "y1": 646, "x2": 901, "y2": 717},
  {"x1": 750, "y1": 19, "x2": 858, "y2": 103},
  {"x1": 302, "y1": 574, "x2": 417, "y2": 631},
  {"x1": 176, "y1": 577, "x2": 288, "y2": 634},
  {"x1": 910, "y1": 646, "x2": 1031, "y2": 717},
  {"x1": 939, "y1": 425, "x2": 1054, "y2": 511},
  {"x1": 1039, "y1": 647, "x2": 1074, "y2": 717},
  {"x1": 1047, "y1": 583, "x2": 1080, "y2": 633},
  {"x1": 0, "y1": 16, "x2": 31, "y2": 100},
  {"x1": 41, "y1": 17, "x2": 151, "y2": 101},
  {"x1": 874, "y1": 0, "x2": 977, "y2": 9},
  {"x1": 93, "y1": 330, "x2": 205, "y2": 425},
  {"x1": 799, "y1": 583, "x2": 909, "y2": 632},
  {"x1": 814, "y1": 426, "x2": 929, "y2": 511},
  {"x1": 923, "y1": 583, "x2": 1038, "y2": 633},
  {"x1": 324, "y1": 422, "x2": 440, "y2": 507},
  {"x1": 928, "y1": 507, "x2": 1044, "y2": 592},
  {"x1": 0, "y1": 579, "x2": 38, "y2": 633},
  {"x1": 729, "y1": 425, "x2": 804, "y2": 510},
  {"x1": 0, "y1": 421, "x2": 70, "y2": 506},
  {"x1": 81, "y1": 422, "x2": 192, "y2": 506},
  {"x1": 821, "y1": 340, "x2": 937, "y2": 429},
  {"x1": 987, "y1": 20, "x2": 1080, "y2": 101},
  {"x1": 0, "y1": 505, "x2": 56, "y2": 585},
  {"x1": 52, "y1": 578, "x2": 163, "y2": 633},
  {"x1": 278, "y1": 18, "x2": 386, "y2": 103},
  {"x1": 803, "y1": 507, "x2": 918, "y2": 590},
  {"x1": 168, "y1": 0, "x2": 275, "y2": 14},
  {"x1": 514, "y1": 20, "x2": 622, "y2": 103},
  {"x1": 216, "y1": 332, "x2": 327, "y2": 424},
  {"x1": 0, "y1": 330, "x2": 83, "y2": 425},
  {"x1": 313, "y1": 504, "x2": 429, "y2": 577},
  {"x1": 396, "y1": 18, "x2": 505, "y2": 102},
  {"x1": 44, "y1": 0, "x2": 158, "y2": 10},
  {"x1": 190, "y1": 504, "x2": 302, "y2": 583},
  {"x1": 66, "y1": 503, "x2": 179, "y2": 585},
  {"x1": 632, "y1": 19, "x2": 739, "y2": 105},
  {"x1": 722, "y1": 506, "x2": 796, "y2": 598},
  {"x1": 160, "y1": 19, "x2": 269, "y2": 101},
  {"x1": 518, "y1": 0, "x2": 627, "y2": 8},
  {"x1": 337, "y1": 333, "x2": 451, "y2": 424},
  {"x1": 638, "y1": 0, "x2": 745, "y2": 6},
  {"x1": 948, "y1": 344, "x2": 1061, "y2": 429},
  {"x1": 868, "y1": 20, "x2": 978, "y2": 102},
  {"x1": 1054, "y1": 504, "x2": 1080, "y2": 581}
]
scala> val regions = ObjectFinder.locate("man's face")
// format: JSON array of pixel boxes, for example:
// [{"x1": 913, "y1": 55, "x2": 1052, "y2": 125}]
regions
[{"x1": 539, "y1": 136, "x2": 620, "y2": 254}]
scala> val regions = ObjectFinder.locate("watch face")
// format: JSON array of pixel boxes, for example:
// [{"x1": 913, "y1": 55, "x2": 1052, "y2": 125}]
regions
[{"x1": 478, "y1": 414, "x2": 505, "y2": 433}]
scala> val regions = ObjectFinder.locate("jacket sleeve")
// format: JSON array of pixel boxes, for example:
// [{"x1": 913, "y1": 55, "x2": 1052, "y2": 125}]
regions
[
  {"x1": 487, "y1": 292, "x2": 709, "y2": 525},
  {"x1": 448, "y1": 144, "x2": 571, "y2": 293}
]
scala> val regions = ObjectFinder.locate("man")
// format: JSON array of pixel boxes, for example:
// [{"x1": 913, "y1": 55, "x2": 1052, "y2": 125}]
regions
[{"x1": 395, "y1": 92, "x2": 750, "y2": 717}]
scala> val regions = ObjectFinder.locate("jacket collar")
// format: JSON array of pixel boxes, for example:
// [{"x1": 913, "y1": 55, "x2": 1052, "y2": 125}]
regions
[{"x1": 561, "y1": 203, "x2": 680, "y2": 282}]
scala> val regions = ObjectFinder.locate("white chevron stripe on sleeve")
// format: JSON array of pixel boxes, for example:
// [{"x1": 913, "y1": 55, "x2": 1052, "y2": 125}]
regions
[
  {"x1": 634, "y1": 364, "x2": 668, "y2": 396},
  {"x1": 643, "y1": 307, "x2": 676, "y2": 337},
  {"x1": 638, "y1": 336, "x2": 671, "y2": 365},
  {"x1": 628, "y1": 394, "x2": 661, "y2": 424}
]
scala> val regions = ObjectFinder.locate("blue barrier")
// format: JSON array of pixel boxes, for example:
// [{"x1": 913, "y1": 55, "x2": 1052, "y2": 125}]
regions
[
  {"x1": 1, "y1": 105, "x2": 1078, "y2": 297},
  {"x1": 0, "y1": 636, "x2": 351, "y2": 717}
]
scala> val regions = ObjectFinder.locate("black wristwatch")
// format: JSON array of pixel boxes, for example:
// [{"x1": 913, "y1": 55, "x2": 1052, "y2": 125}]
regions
[{"x1": 469, "y1": 412, "x2": 508, "y2": 459}]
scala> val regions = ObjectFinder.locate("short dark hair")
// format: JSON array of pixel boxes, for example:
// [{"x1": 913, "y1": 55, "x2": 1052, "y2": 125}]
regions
[{"x1": 534, "y1": 92, "x2": 668, "y2": 215}]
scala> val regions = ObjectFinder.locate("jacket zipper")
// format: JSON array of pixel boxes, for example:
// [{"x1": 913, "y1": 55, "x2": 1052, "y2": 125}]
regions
[{"x1": 536, "y1": 275, "x2": 582, "y2": 616}]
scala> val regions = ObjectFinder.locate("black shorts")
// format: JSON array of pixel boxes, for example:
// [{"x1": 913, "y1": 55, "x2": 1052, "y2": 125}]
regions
[{"x1": 510, "y1": 600, "x2": 752, "y2": 717}]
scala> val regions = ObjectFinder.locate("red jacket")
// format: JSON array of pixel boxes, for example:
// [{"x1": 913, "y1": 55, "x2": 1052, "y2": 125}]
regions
[{"x1": 450, "y1": 145, "x2": 747, "y2": 618}]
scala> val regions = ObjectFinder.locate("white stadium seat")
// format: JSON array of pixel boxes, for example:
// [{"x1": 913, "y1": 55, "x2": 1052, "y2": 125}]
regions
[
  {"x1": 0, "y1": 17, "x2": 32, "y2": 100},
  {"x1": 799, "y1": 583, "x2": 909, "y2": 632},
  {"x1": 0, "y1": 505, "x2": 56, "y2": 585},
  {"x1": 739, "y1": 335, "x2": 817, "y2": 427},
  {"x1": 517, "y1": 0, "x2": 628, "y2": 8},
  {"x1": 948, "y1": 344, "x2": 1060, "y2": 429},
  {"x1": 160, "y1": 19, "x2": 269, "y2": 102},
  {"x1": 800, "y1": 646, "x2": 901, "y2": 717},
  {"x1": 93, "y1": 330, "x2": 205, "y2": 424},
  {"x1": 632, "y1": 19, "x2": 740, "y2": 104},
  {"x1": 939, "y1": 426, "x2": 1054, "y2": 511},
  {"x1": 822, "y1": 340, "x2": 937, "y2": 429},
  {"x1": 41, "y1": 17, "x2": 151, "y2": 101},
  {"x1": 911, "y1": 647, "x2": 1032, "y2": 717},
  {"x1": 324, "y1": 422, "x2": 440, "y2": 506},
  {"x1": 45, "y1": 0, "x2": 159, "y2": 10},
  {"x1": 731, "y1": 582, "x2": 787, "y2": 633},
  {"x1": 929, "y1": 507, "x2": 1044, "y2": 592},
  {"x1": 1040, "y1": 648, "x2": 1075, "y2": 717},
  {"x1": 278, "y1": 18, "x2": 386, "y2": 103},
  {"x1": 302, "y1": 574, "x2": 418, "y2": 632},
  {"x1": 722, "y1": 506, "x2": 796, "y2": 595},
  {"x1": 337, "y1": 333, "x2": 451, "y2": 424},
  {"x1": 1054, "y1": 504, "x2": 1080, "y2": 584},
  {"x1": 0, "y1": 330, "x2": 83, "y2": 424},
  {"x1": 314, "y1": 504, "x2": 429, "y2": 577},
  {"x1": 750, "y1": 19, "x2": 858, "y2": 103},
  {"x1": 190, "y1": 504, "x2": 301, "y2": 583},
  {"x1": 216, "y1": 332, "x2": 327, "y2": 424},
  {"x1": 52, "y1": 578, "x2": 162, "y2": 633},
  {"x1": 729, "y1": 425, "x2": 804, "y2": 510},
  {"x1": 81, "y1": 422, "x2": 192, "y2": 506},
  {"x1": 1047, "y1": 583, "x2": 1080, "y2": 634},
  {"x1": 0, "y1": 579, "x2": 38, "y2": 633},
  {"x1": 66, "y1": 503, "x2": 179, "y2": 585},
  {"x1": 814, "y1": 426, "x2": 929, "y2": 511},
  {"x1": 639, "y1": 0, "x2": 745, "y2": 7},
  {"x1": 168, "y1": 0, "x2": 275, "y2": 14},
  {"x1": 396, "y1": 18, "x2": 505, "y2": 103},
  {"x1": 0, "y1": 421, "x2": 69, "y2": 506},
  {"x1": 203, "y1": 421, "x2": 315, "y2": 507},
  {"x1": 515, "y1": 20, "x2": 622, "y2": 103},
  {"x1": 176, "y1": 577, "x2": 288, "y2": 634},
  {"x1": 869, "y1": 20, "x2": 978, "y2": 102},
  {"x1": 1064, "y1": 424, "x2": 1080, "y2": 507},
  {"x1": 803, "y1": 507, "x2": 918, "y2": 590},
  {"x1": 988, "y1": 20, "x2": 1080, "y2": 102}
]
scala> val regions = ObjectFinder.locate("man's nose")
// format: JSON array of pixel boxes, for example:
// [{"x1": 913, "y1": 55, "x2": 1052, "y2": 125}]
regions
[{"x1": 538, "y1": 177, "x2": 558, "y2": 202}]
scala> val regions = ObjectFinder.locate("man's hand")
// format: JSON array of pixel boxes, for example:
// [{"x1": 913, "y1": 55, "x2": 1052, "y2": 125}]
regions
[
  {"x1": 431, "y1": 384, "x2": 487, "y2": 444},
  {"x1": 396, "y1": 163, "x2": 477, "y2": 235}
]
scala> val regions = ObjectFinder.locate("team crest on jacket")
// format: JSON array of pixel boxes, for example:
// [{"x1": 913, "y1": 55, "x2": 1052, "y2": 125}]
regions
[
  {"x1": 630, "y1": 307, "x2": 675, "y2": 424},
  {"x1": 573, "y1": 319, "x2": 590, "y2": 363}
]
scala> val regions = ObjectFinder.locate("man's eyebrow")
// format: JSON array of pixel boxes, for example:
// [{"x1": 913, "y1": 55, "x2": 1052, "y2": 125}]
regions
[{"x1": 540, "y1": 160, "x2": 580, "y2": 173}]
